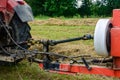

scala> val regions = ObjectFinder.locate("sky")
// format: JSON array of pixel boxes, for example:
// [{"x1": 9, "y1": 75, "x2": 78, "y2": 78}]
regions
[
  {"x1": 76, "y1": 0, "x2": 99, "y2": 8},
  {"x1": 76, "y1": 0, "x2": 82, "y2": 8}
]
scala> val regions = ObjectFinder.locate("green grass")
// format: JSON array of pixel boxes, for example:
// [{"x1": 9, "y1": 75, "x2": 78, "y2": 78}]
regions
[
  {"x1": 0, "y1": 61, "x2": 118, "y2": 80},
  {"x1": 35, "y1": 15, "x2": 51, "y2": 20},
  {"x1": 31, "y1": 25, "x2": 94, "y2": 40},
  {"x1": 0, "y1": 18, "x2": 119, "y2": 80}
]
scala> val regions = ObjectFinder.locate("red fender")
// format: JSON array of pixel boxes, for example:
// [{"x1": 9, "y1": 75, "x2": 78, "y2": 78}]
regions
[{"x1": 0, "y1": 0, "x2": 33, "y2": 24}]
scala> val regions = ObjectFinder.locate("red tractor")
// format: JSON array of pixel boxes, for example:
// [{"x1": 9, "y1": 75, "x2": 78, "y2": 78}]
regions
[{"x1": 0, "y1": 0, "x2": 33, "y2": 63}]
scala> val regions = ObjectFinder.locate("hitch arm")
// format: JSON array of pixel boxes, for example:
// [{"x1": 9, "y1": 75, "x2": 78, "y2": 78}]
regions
[
  {"x1": 47, "y1": 34, "x2": 93, "y2": 46},
  {"x1": 35, "y1": 34, "x2": 93, "y2": 52}
]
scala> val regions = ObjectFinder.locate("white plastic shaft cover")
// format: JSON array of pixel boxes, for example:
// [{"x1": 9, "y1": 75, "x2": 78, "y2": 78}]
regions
[{"x1": 94, "y1": 19, "x2": 111, "y2": 57}]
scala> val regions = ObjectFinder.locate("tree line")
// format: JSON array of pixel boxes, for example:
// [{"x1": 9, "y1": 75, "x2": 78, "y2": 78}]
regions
[{"x1": 25, "y1": 0, "x2": 120, "y2": 17}]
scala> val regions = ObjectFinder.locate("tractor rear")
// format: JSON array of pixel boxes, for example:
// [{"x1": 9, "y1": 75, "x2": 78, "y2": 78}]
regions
[{"x1": 0, "y1": 0, "x2": 33, "y2": 63}]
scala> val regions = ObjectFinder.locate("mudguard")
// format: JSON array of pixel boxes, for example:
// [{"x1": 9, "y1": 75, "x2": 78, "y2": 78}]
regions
[{"x1": 14, "y1": 4, "x2": 34, "y2": 22}]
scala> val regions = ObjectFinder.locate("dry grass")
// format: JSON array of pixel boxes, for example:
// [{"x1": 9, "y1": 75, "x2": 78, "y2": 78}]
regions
[
  {"x1": 30, "y1": 18, "x2": 96, "y2": 56},
  {"x1": 30, "y1": 18, "x2": 98, "y2": 26}
]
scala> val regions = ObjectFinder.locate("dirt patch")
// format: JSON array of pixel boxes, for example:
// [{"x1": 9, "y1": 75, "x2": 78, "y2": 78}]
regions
[
  {"x1": 51, "y1": 43, "x2": 95, "y2": 56},
  {"x1": 30, "y1": 18, "x2": 98, "y2": 26}
]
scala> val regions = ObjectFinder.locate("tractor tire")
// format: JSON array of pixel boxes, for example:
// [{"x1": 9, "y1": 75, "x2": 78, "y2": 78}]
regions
[
  {"x1": 0, "y1": 13, "x2": 32, "y2": 65},
  {"x1": 0, "y1": 14, "x2": 31, "y2": 66},
  {"x1": 0, "y1": 13, "x2": 31, "y2": 66},
  {"x1": 8, "y1": 13, "x2": 31, "y2": 64},
  {"x1": 9, "y1": 13, "x2": 32, "y2": 49}
]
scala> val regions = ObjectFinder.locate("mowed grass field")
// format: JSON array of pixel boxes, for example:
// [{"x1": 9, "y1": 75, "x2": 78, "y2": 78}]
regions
[{"x1": 0, "y1": 18, "x2": 119, "y2": 80}]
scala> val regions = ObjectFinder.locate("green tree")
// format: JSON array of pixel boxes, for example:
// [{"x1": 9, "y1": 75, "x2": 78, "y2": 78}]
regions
[
  {"x1": 105, "y1": 0, "x2": 120, "y2": 16},
  {"x1": 25, "y1": 0, "x2": 46, "y2": 16},
  {"x1": 25, "y1": 0, "x2": 120, "y2": 17},
  {"x1": 43, "y1": 0, "x2": 77, "y2": 17},
  {"x1": 25, "y1": 0, "x2": 77, "y2": 17},
  {"x1": 78, "y1": 0, "x2": 92, "y2": 17},
  {"x1": 91, "y1": 0, "x2": 109, "y2": 17}
]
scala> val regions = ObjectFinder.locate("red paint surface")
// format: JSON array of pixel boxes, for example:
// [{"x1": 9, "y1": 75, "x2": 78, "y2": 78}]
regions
[
  {"x1": 39, "y1": 63, "x2": 115, "y2": 77},
  {"x1": 112, "y1": 9, "x2": 120, "y2": 28},
  {"x1": 111, "y1": 28, "x2": 120, "y2": 57},
  {"x1": 60, "y1": 64, "x2": 114, "y2": 77}
]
